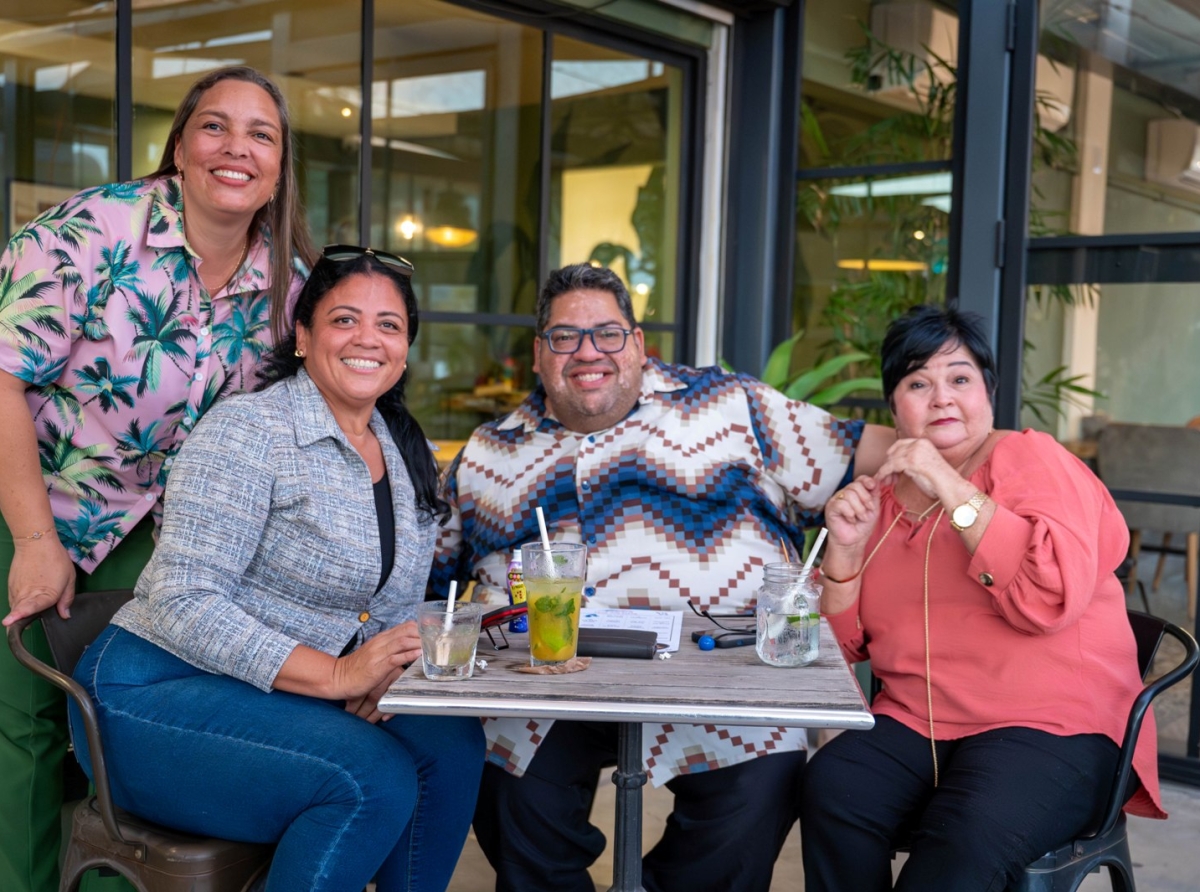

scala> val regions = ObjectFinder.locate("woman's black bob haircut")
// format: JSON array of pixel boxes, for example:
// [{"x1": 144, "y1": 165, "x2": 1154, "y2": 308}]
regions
[
  {"x1": 259, "y1": 250, "x2": 448, "y2": 521},
  {"x1": 880, "y1": 305, "x2": 998, "y2": 408}
]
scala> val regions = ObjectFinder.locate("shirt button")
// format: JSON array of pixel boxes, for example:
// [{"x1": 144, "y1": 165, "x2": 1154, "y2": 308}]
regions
[
  {"x1": 585, "y1": 586, "x2": 595, "y2": 596},
  {"x1": 199, "y1": 326, "x2": 209, "y2": 336},
  {"x1": 581, "y1": 481, "x2": 591, "y2": 491},
  {"x1": 588, "y1": 436, "x2": 595, "y2": 443},
  {"x1": 359, "y1": 611, "x2": 370, "y2": 623},
  {"x1": 164, "y1": 458, "x2": 173, "y2": 467},
  {"x1": 978, "y1": 572, "x2": 994, "y2": 586},
  {"x1": 588, "y1": 534, "x2": 597, "y2": 545},
  {"x1": 144, "y1": 493, "x2": 155, "y2": 502},
  {"x1": 193, "y1": 372, "x2": 204, "y2": 381}
]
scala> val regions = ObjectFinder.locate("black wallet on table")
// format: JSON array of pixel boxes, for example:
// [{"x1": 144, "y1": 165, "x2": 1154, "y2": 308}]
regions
[{"x1": 576, "y1": 627, "x2": 659, "y2": 659}]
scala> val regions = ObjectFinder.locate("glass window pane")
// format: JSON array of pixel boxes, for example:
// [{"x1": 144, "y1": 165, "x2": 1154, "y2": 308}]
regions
[
  {"x1": 801, "y1": 1, "x2": 958, "y2": 166},
  {"x1": 373, "y1": 0, "x2": 542, "y2": 319},
  {"x1": 130, "y1": 0, "x2": 363, "y2": 246},
  {"x1": 793, "y1": 174, "x2": 948, "y2": 377},
  {"x1": 1023, "y1": 280, "x2": 1197, "y2": 762},
  {"x1": 409, "y1": 322, "x2": 535, "y2": 440},
  {"x1": 1034, "y1": 1, "x2": 1200, "y2": 235},
  {"x1": 549, "y1": 35, "x2": 682, "y2": 327},
  {"x1": 1, "y1": 5, "x2": 117, "y2": 236}
]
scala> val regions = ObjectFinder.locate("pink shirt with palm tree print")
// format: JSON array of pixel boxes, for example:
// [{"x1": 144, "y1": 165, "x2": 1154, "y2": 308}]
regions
[{"x1": 0, "y1": 175, "x2": 303, "y2": 571}]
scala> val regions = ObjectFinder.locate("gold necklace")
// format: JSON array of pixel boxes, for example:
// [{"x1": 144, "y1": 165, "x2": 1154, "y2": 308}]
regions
[
  {"x1": 853, "y1": 498, "x2": 945, "y2": 788},
  {"x1": 183, "y1": 217, "x2": 249, "y2": 296},
  {"x1": 210, "y1": 237, "x2": 249, "y2": 296}
]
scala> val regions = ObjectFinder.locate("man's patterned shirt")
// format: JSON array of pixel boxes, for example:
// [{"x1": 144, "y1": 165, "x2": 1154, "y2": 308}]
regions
[{"x1": 433, "y1": 357, "x2": 863, "y2": 784}]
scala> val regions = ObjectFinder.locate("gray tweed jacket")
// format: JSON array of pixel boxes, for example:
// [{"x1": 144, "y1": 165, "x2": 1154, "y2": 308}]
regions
[{"x1": 113, "y1": 369, "x2": 437, "y2": 692}]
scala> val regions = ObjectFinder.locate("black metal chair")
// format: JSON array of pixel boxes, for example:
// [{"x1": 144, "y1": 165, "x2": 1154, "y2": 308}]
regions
[
  {"x1": 6, "y1": 589, "x2": 273, "y2": 892},
  {"x1": 1010, "y1": 610, "x2": 1198, "y2": 892}
]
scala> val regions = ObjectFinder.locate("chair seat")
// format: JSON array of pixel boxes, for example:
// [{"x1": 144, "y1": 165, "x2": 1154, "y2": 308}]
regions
[
  {"x1": 1013, "y1": 814, "x2": 1133, "y2": 891},
  {"x1": 62, "y1": 797, "x2": 273, "y2": 892}
]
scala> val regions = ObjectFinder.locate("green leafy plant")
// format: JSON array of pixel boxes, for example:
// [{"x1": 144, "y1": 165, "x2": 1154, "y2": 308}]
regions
[
  {"x1": 760, "y1": 329, "x2": 881, "y2": 408},
  {"x1": 1022, "y1": 364, "x2": 1100, "y2": 426}
]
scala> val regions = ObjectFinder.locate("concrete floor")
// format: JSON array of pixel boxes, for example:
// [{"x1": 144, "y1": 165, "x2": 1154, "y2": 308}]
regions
[
  {"x1": 446, "y1": 775, "x2": 1200, "y2": 891},
  {"x1": 448, "y1": 551, "x2": 1200, "y2": 892}
]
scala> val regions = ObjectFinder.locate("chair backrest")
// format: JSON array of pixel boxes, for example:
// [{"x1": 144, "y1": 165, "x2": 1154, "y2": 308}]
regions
[
  {"x1": 1096, "y1": 423, "x2": 1200, "y2": 530},
  {"x1": 41, "y1": 589, "x2": 135, "y2": 677},
  {"x1": 1092, "y1": 610, "x2": 1199, "y2": 840},
  {"x1": 7, "y1": 589, "x2": 136, "y2": 849}
]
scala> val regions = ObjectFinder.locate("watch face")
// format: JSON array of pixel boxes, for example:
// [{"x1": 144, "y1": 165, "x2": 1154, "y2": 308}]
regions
[{"x1": 952, "y1": 504, "x2": 978, "y2": 529}]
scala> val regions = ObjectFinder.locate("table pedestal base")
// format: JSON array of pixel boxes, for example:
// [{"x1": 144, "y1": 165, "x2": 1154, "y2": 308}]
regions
[{"x1": 608, "y1": 721, "x2": 647, "y2": 892}]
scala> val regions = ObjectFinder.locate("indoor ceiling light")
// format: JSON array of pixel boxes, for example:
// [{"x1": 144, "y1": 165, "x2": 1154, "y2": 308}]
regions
[
  {"x1": 837, "y1": 259, "x2": 928, "y2": 272},
  {"x1": 425, "y1": 187, "x2": 477, "y2": 248},
  {"x1": 395, "y1": 214, "x2": 421, "y2": 241}
]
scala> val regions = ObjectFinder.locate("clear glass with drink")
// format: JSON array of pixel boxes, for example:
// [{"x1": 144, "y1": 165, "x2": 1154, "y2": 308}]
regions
[
  {"x1": 418, "y1": 601, "x2": 483, "y2": 680},
  {"x1": 755, "y1": 562, "x2": 820, "y2": 667},
  {"x1": 520, "y1": 542, "x2": 587, "y2": 667}
]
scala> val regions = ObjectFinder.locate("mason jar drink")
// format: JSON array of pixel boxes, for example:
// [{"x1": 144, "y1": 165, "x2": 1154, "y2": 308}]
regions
[{"x1": 755, "y1": 562, "x2": 820, "y2": 667}]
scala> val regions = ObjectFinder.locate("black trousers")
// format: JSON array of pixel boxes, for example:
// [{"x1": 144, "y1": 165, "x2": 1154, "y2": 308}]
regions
[
  {"x1": 798, "y1": 715, "x2": 1121, "y2": 892},
  {"x1": 472, "y1": 719, "x2": 806, "y2": 892}
]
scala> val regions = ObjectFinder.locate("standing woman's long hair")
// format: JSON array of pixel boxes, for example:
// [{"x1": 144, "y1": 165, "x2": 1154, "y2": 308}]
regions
[
  {"x1": 258, "y1": 253, "x2": 448, "y2": 521},
  {"x1": 151, "y1": 65, "x2": 319, "y2": 343}
]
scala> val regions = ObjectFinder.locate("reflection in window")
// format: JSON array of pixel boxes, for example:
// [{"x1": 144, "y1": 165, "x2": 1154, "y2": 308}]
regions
[
  {"x1": 374, "y1": 71, "x2": 486, "y2": 118},
  {"x1": 549, "y1": 35, "x2": 682, "y2": 327},
  {"x1": 0, "y1": 8, "x2": 116, "y2": 236},
  {"x1": 130, "y1": 0, "x2": 364, "y2": 247}
]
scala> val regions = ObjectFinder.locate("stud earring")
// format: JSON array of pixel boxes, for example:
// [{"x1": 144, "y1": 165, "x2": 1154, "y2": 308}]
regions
[{"x1": 294, "y1": 349, "x2": 305, "y2": 358}]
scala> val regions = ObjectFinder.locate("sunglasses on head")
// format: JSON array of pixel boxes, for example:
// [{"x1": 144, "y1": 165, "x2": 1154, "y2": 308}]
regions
[{"x1": 321, "y1": 244, "x2": 415, "y2": 277}]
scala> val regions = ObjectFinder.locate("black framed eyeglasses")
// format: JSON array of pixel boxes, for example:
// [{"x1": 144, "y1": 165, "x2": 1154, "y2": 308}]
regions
[
  {"x1": 322, "y1": 244, "x2": 414, "y2": 277},
  {"x1": 686, "y1": 600, "x2": 754, "y2": 634},
  {"x1": 539, "y1": 326, "x2": 634, "y2": 354}
]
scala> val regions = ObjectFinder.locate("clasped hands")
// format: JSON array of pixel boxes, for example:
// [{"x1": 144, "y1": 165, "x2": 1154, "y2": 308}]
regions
[{"x1": 825, "y1": 437, "x2": 969, "y2": 557}]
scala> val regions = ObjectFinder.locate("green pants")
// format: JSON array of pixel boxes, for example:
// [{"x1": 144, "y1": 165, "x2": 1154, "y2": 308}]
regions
[{"x1": 0, "y1": 515, "x2": 155, "y2": 892}]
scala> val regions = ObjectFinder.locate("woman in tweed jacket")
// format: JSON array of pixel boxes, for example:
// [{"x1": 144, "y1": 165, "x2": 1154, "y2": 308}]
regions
[{"x1": 69, "y1": 247, "x2": 484, "y2": 892}]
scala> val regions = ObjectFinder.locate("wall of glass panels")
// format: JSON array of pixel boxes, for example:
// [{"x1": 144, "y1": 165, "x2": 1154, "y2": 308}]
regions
[
  {"x1": 1025, "y1": 1, "x2": 1200, "y2": 776},
  {"x1": 1027, "y1": 0, "x2": 1200, "y2": 439},
  {"x1": 793, "y1": 0, "x2": 956, "y2": 394},
  {"x1": 0, "y1": 0, "x2": 699, "y2": 440}
]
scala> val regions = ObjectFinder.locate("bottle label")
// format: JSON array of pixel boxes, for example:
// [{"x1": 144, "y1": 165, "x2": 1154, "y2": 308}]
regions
[
  {"x1": 509, "y1": 572, "x2": 527, "y2": 605},
  {"x1": 508, "y1": 561, "x2": 528, "y2": 632}
]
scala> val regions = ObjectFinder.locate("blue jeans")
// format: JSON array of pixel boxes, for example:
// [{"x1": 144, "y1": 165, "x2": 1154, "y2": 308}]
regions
[{"x1": 70, "y1": 626, "x2": 484, "y2": 892}]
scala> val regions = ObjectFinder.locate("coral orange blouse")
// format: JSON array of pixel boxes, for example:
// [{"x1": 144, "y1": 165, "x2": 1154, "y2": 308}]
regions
[{"x1": 825, "y1": 429, "x2": 1163, "y2": 819}]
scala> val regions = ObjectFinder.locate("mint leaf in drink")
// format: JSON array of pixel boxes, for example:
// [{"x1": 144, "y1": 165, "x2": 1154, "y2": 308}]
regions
[{"x1": 534, "y1": 595, "x2": 559, "y2": 613}]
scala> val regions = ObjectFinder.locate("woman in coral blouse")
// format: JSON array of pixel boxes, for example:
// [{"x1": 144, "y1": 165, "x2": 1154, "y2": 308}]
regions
[{"x1": 798, "y1": 306, "x2": 1161, "y2": 892}]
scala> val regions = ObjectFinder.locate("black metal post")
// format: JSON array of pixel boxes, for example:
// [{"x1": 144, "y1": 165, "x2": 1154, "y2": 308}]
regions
[
  {"x1": 608, "y1": 721, "x2": 647, "y2": 892},
  {"x1": 721, "y1": 2, "x2": 804, "y2": 376}
]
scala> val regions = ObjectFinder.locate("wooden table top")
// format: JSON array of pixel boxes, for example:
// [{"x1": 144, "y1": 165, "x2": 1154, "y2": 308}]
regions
[{"x1": 379, "y1": 613, "x2": 874, "y2": 731}]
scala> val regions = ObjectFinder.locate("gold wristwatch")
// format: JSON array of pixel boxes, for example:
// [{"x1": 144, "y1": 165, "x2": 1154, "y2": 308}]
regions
[{"x1": 950, "y1": 491, "x2": 989, "y2": 532}]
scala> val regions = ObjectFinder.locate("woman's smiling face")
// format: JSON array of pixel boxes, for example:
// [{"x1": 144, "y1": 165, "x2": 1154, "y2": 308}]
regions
[{"x1": 295, "y1": 272, "x2": 411, "y2": 423}]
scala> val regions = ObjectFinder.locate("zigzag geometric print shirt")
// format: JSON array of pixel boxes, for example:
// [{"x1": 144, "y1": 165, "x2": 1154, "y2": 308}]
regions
[{"x1": 434, "y1": 357, "x2": 863, "y2": 784}]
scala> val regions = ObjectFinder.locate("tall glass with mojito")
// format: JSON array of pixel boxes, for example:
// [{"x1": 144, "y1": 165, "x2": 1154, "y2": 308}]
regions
[{"x1": 520, "y1": 542, "x2": 587, "y2": 667}]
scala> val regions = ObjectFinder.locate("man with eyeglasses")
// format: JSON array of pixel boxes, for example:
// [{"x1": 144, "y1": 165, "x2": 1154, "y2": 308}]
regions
[{"x1": 432, "y1": 262, "x2": 893, "y2": 892}]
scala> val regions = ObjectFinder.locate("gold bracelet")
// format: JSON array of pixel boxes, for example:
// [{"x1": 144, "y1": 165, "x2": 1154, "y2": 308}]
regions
[
  {"x1": 20, "y1": 528, "x2": 53, "y2": 541},
  {"x1": 820, "y1": 566, "x2": 863, "y2": 584}
]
